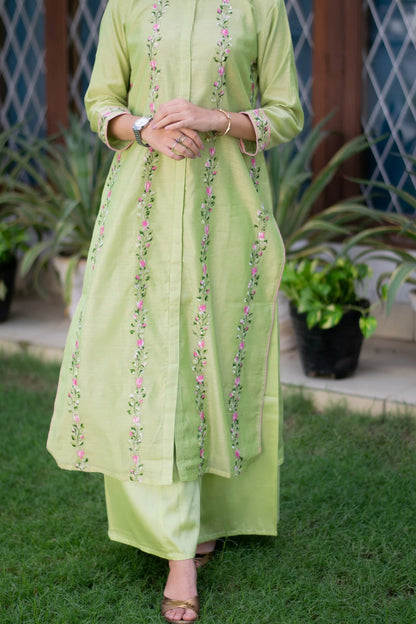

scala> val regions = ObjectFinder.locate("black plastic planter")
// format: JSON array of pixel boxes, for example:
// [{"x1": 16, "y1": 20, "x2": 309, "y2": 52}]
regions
[
  {"x1": 289, "y1": 301, "x2": 368, "y2": 379},
  {"x1": 0, "y1": 256, "x2": 17, "y2": 322}
]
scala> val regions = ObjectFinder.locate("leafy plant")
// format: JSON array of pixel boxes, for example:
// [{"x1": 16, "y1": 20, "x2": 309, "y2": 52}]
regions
[
  {"x1": 268, "y1": 114, "x2": 377, "y2": 260},
  {"x1": 0, "y1": 220, "x2": 28, "y2": 264},
  {"x1": 281, "y1": 256, "x2": 378, "y2": 338},
  {"x1": 0, "y1": 115, "x2": 113, "y2": 293},
  {"x1": 357, "y1": 154, "x2": 416, "y2": 314}
]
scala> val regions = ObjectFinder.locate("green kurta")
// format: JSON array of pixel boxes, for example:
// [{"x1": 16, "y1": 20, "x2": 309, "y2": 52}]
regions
[{"x1": 47, "y1": 0, "x2": 303, "y2": 485}]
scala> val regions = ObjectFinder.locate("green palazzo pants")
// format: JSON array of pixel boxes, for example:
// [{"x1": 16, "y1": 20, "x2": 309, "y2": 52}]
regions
[{"x1": 104, "y1": 316, "x2": 282, "y2": 560}]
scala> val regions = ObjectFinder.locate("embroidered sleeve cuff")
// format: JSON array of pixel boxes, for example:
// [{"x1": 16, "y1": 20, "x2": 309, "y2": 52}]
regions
[
  {"x1": 98, "y1": 107, "x2": 133, "y2": 152},
  {"x1": 239, "y1": 109, "x2": 272, "y2": 156}
]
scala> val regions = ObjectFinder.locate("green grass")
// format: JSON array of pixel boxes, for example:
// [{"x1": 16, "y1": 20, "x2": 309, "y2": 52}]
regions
[{"x1": 1, "y1": 350, "x2": 415, "y2": 623}]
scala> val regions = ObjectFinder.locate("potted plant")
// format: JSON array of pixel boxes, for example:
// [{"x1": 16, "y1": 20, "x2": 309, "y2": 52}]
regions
[
  {"x1": 280, "y1": 254, "x2": 380, "y2": 378},
  {"x1": 0, "y1": 115, "x2": 113, "y2": 316},
  {"x1": 0, "y1": 219, "x2": 28, "y2": 321}
]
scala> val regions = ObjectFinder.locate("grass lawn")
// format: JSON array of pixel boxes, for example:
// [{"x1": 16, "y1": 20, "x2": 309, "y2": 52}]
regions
[{"x1": 1, "y1": 350, "x2": 415, "y2": 623}]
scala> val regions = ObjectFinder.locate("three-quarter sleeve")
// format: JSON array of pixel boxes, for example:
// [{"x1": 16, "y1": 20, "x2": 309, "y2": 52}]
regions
[
  {"x1": 84, "y1": 0, "x2": 133, "y2": 152},
  {"x1": 240, "y1": 0, "x2": 304, "y2": 156}
]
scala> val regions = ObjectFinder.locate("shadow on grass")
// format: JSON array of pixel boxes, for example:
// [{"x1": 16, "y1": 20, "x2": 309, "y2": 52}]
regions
[{"x1": 1, "y1": 351, "x2": 415, "y2": 623}]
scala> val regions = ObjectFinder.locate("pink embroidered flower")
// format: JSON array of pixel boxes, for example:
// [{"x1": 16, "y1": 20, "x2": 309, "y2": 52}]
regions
[
  {"x1": 204, "y1": 225, "x2": 209, "y2": 235},
  {"x1": 206, "y1": 186, "x2": 213, "y2": 196},
  {"x1": 218, "y1": 66, "x2": 225, "y2": 76},
  {"x1": 72, "y1": 378, "x2": 77, "y2": 387},
  {"x1": 221, "y1": 29, "x2": 228, "y2": 36},
  {"x1": 136, "y1": 377, "x2": 143, "y2": 388},
  {"x1": 203, "y1": 264, "x2": 207, "y2": 275},
  {"x1": 137, "y1": 339, "x2": 144, "y2": 348},
  {"x1": 239, "y1": 341, "x2": 245, "y2": 350},
  {"x1": 142, "y1": 220, "x2": 149, "y2": 228},
  {"x1": 199, "y1": 304, "x2": 206, "y2": 312},
  {"x1": 145, "y1": 181, "x2": 151, "y2": 192},
  {"x1": 100, "y1": 226, "x2": 105, "y2": 235},
  {"x1": 209, "y1": 147, "x2": 216, "y2": 156},
  {"x1": 244, "y1": 306, "x2": 250, "y2": 315},
  {"x1": 258, "y1": 231, "x2": 265, "y2": 239},
  {"x1": 150, "y1": 60, "x2": 156, "y2": 69},
  {"x1": 199, "y1": 411, "x2": 204, "y2": 420},
  {"x1": 198, "y1": 340, "x2": 205, "y2": 348},
  {"x1": 107, "y1": 190, "x2": 112, "y2": 198},
  {"x1": 196, "y1": 374, "x2": 204, "y2": 384},
  {"x1": 233, "y1": 412, "x2": 238, "y2": 421},
  {"x1": 77, "y1": 450, "x2": 85, "y2": 459},
  {"x1": 73, "y1": 415, "x2": 80, "y2": 424},
  {"x1": 200, "y1": 448, "x2": 204, "y2": 458},
  {"x1": 133, "y1": 417, "x2": 140, "y2": 425},
  {"x1": 235, "y1": 449, "x2": 240, "y2": 459},
  {"x1": 140, "y1": 260, "x2": 146, "y2": 268},
  {"x1": 235, "y1": 377, "x2": 240, "y2": 387},
  {"x1": 137, "y1": 300, "x2": 143, "y2": 310},
  {"x1": 132, "y1": 455, "x2": 139, "y2": 464},
  {"x1": 251, "y1": 267, "x2": 258, "y2": 275}
]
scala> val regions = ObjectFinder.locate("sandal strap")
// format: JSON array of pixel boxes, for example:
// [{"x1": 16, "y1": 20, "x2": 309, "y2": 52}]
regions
[
  {"x1": 161, "y1": 595, "x2": 199, "y2": 617},
  {"x1": 194, "y1": 551, "x2": 214, "y2": 569}
]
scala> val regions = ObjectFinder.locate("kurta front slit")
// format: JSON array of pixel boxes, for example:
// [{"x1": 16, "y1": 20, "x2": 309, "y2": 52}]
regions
[{"x1": 47, "y1": 0, "x2": 303, "y2": 557}]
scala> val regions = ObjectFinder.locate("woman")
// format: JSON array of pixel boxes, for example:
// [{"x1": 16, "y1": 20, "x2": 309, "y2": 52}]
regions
[{"x1": 47, "y1": 0, "x2": 303, "y2": 621}]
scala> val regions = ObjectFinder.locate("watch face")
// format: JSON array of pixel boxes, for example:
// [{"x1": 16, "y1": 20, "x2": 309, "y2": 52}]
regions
[{"x1": 134, "y1": 116, "x2": 151, "y2": 131}]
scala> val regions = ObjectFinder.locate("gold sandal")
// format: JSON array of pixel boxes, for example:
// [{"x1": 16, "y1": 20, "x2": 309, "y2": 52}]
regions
[
  {"x1": 194, "y1": 551, "x2": 214, "y2": 570},
  {"x1": 161, "y1": 595, "x2": 199, "y2": 623}
]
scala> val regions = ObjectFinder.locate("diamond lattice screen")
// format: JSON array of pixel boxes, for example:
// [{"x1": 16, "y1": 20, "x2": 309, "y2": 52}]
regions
[
  {"x1": 363, "y1": 0, "x2": 416, "y2": 214},
  {"x1": 285, "y1": 0, "x2": 313, "y2": 138},
  {"x1": 0, "y1": 0, "x2": 46, "y2": 136},
  {"x1": 68, "y1": 0, "x2": 108, "y2": 122}
]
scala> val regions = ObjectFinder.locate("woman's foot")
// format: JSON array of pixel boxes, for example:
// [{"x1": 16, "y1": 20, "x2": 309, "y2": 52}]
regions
[
  {"x1": 163, "y1": 559, "x2": 198, "y2": 622},
  {"x1": 195, "y1": 539, "x2": 216, "y2": 555},
  {"x1": 194, "y1": 540, "x2": 216, "y2": 569}
]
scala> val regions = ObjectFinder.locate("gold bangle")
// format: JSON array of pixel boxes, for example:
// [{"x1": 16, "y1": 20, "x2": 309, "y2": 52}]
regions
[{"x1": 214, "y1": 108, "x2": 231, "y2": 136}]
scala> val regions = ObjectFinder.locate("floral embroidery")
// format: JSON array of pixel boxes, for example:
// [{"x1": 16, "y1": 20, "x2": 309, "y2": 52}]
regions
[
  {"x1": 193, "y1": 1, "x2": 233, "y2": 473},
  {"x1": 90, "y1": 152, "x2": 122, "y2": 269},
  {"x1": 147, "y1": 0, "x2": 170, "y2": 114},
  {"x1": 251, "y1": 108, "x2": 271, "y2": 152},
  {"x1": 228, "y1": 205, "x2": 270, "y2": 474},
  {"x1": 248, "y1": 62, "x2": 260, "y2": 189},
  {"x1": 127, "y1": 0, "x2": 169, "y2": 482},
  {"x1": 212, "y1": 1, "x2": 233, "y2": 107},
  {"x1": 98, "y1": 106, "x2": 130, "y2": 146},
  {"x1": 69, "y1": 311, "x2": 88, "y2": 470},
  {"x1": 192, "y1": 143, "x2": 218, "y2": 471}
]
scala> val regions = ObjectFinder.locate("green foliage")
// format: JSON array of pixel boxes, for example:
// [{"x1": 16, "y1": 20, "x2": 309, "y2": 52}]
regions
[
  {"x1": 0, "y1": 115, "x2": 113, "y2": 292},
  {"x1": 357, "y1": 155, "x2": 416, "y2": 314},
  {"x1": 269, "y1": 114, "x2": 381, "y2": 261},
  {"x1": 281, "y1": 256, "x2": 377, "y2": 338},
  {"x1": 0, "y1": 220, "x2": 28, "y2": 264}
]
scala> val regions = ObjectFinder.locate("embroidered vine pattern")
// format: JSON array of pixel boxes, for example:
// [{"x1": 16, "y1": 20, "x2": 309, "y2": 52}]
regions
[
  {"x1": 252, "y1": 108, "x2": 271, "y2": 152},
  {"x1": 69, "y1": 311, "x2": 88, "y2": 470},
  {"x1": 98, "y1": 106, "x2": 130, "y2": 145},
  {"x1": 192, "y1": 1, "x2": 233, "y2": 474},
  {"x1": 127, "y1": 0, "x2": 169, "y2": 482},
  {"x1": 147, "y1": 0, "x2": 170, "y2": 115},
  {"x1": 248, "y1": 61, "x2": 261, "y2": 190},
  {"x1": 228, "y1": 205, "x2": 270, "y2": 474},
  {"x1": 91, "y1": 152, "x2": 122, "y2": 269}
]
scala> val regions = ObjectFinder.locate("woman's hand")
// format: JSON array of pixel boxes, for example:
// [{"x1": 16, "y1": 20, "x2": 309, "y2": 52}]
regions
[
  {"x1": 152, "y1": 98, "x2": 225, "y2": 134},
  {"x1": 141, "y1": 123, "x2": 204, "y2": 161}
]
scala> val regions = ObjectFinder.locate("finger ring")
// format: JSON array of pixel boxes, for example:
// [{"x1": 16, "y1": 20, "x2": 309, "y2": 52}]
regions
[
  {"x1": 178, "y1": 134, "x2": 186, "y2": 144},
  {"x1": 171, "y1": 145, "x2": 181, "y2": 155}
]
